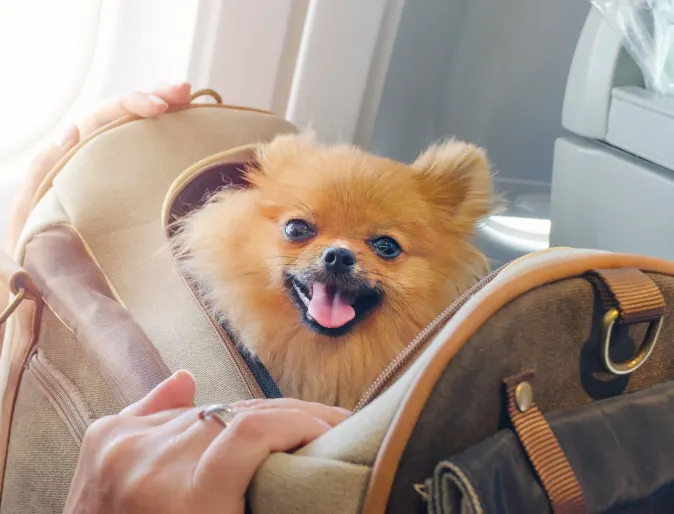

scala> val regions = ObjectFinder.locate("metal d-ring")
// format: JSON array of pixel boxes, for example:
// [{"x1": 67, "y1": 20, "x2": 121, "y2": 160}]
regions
[{"x1": 601, "y1": 308, "x2": 663, "y2": 375}]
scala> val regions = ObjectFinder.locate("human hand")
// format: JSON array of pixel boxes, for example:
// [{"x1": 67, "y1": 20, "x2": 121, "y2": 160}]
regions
[
  {"x1": 0, "y1": 84, "x2": 192, "y2": 340},
  {"x1": 7, "y1": 82, "x2": 193, "y2": 256},
  {"x1": 63, "y1": 370, "x2": 350, "y2": 514}
]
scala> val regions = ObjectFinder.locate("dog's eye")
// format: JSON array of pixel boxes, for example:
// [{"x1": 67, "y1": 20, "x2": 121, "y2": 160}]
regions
[
  {"x1": 284, "y1": 219, "x2": 315, "y2": 241},
  {"x1": 369, "y1": 236, "x2": 402, "y2": 259}
]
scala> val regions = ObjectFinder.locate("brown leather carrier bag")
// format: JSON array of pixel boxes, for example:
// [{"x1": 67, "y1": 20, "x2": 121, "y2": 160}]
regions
[{"x1": 0, "y1": 89, "x2": 673, "y2": 514}]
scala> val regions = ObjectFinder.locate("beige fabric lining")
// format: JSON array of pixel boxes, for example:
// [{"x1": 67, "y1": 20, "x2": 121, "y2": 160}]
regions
[
  {"x1": 23, "y1": 224, "x2": 171, "y2": 407},
  {"x1": 1, "y1": 371, "x2": 79, "y2": 514},
  {"x1": 100, "y1": 221, "x2": 253, "y2": 404},
  {"x1": 296, "y1": 361, "x2": 422, "y2": 465},
  {"x1": 249, "y1": 454, "x2": 370, "y2": 514}
]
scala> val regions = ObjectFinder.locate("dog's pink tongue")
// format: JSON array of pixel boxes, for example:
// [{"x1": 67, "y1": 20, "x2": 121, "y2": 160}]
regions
[{"x1": 307, "y1": 282, "x2": 355, "y2": 328}]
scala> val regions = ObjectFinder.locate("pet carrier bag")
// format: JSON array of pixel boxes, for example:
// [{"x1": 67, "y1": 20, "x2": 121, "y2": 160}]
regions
[{"x1": 1, "y1": 89, "x2": 674, "y2": 514}]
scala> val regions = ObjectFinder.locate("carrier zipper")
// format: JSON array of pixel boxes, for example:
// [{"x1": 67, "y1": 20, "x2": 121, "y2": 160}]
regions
[
  {"x1": 353, "y1": 262, "x2": 511, "y2": 412},
  {"x1": 28, "y1": 351, "x2": 93, "y2": 444}
]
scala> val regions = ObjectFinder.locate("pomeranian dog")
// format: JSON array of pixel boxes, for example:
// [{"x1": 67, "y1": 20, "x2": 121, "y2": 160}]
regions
[{"x1": 174, "y1": 131, "x2": 495, "y2": 409}]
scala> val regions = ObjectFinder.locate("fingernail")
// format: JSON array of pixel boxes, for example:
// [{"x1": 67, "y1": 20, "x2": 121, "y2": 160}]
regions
[
  {"x1": 235, "y1": 399, "x2": 259, "y2": 408},
  {"x1": 54, "y1": 125, "x2": 77, "y2": 148},
  {"x1": 334, "y1": 407, "x2": 353, "y2": 416},
  {"x1": 168, "y1": 369, "x2": 194, "y2": 383},
  {"x1": 148, "y1": 94, "x2": 168, "y2": 107}
]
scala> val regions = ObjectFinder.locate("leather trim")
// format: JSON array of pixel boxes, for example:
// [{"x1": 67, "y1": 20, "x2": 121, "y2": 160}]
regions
[
  {"x1": 30, "y1": 102, "x2": 275, "y2": 210},
  {"x1": 361, "y1": 251, "x2": 674, "y2": 514},
  {"x1": 161, "y1": 145, "x2": 260, "y2": 231}
]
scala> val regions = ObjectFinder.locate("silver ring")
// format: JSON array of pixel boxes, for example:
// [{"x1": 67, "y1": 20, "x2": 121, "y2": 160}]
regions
[{"x1": 199, "y1": 404, "x2": 238, "y2": 428}]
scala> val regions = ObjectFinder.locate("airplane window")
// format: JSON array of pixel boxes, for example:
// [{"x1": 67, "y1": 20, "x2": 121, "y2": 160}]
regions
[
  {"x1": 0, "y1": 0, "x2": 102, "y2": 161},
  {"x1": 487, "y1": 215, "x2": 551, "y2": 251}
]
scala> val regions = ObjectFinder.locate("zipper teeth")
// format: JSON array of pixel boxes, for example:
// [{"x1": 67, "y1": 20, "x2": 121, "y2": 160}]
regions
[
  {"x1": 354, "y1": 263, "x2": 510, "y2": 412},
  {"x1": 29, "y1": 355, "x2": 89, "y2": 441}
]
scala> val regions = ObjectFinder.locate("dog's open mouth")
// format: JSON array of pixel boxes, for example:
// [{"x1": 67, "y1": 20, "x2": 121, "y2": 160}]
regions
[{"x1": 286, "y1": 275, "x2": 381, "y2": 337}]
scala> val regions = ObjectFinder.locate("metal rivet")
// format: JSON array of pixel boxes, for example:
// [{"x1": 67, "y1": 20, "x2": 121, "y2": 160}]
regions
[{"x1": 515, "y1": 381, "x2": 533, "y2": 412}]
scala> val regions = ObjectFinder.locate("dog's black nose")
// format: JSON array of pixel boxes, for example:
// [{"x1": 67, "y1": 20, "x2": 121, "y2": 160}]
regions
[{"x1": 322, "y1": 247, "x2": 356, "y2": 274}]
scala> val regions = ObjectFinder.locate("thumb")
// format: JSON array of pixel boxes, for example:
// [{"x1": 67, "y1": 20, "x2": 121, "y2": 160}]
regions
[{"x1": 121, "y1": 370, "x2": 196, "y2": 416}]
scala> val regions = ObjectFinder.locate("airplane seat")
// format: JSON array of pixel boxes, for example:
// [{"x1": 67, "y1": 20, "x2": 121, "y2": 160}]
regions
[{"x1": 550, "y1": 7, "x2": 674, "y2": 259}]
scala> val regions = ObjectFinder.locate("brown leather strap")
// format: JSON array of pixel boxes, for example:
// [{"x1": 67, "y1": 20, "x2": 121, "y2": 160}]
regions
[
  {"x1": 23, "y1": 225, "x2": 171, "y2": 407},
  {"x1": 587, "y1": 268, "x2": 665, "y2": 324},
  {"x1": 0, "y1": 256, "x2": 43, "y2": 501},
  {"x1": 504, "y1": 372, "x2": 586, "y2": 514}
]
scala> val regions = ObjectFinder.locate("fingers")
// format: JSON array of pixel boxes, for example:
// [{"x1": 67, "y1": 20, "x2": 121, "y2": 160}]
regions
[
  {"x1": 7, "y1": 83, "x2": 192, "y2": 256},
  {"x1": 157, "y1": 408, "x2": 227, "y2": 455},
  {"x1": 121, "y1": 370, "x2": 196, "y2": 416},
  {"x1": 234, "y1": 398, "x2": 351, "y2": 427},
  {"x1": 78, "y1": 83, "x2": 192, "y2": 138},
  {"x1": 79, "y1": 91, "x2": 166, "y2": 137},
  {"x1": 153, "y1": 396, "x2": 349, "y2": 458},
  {"x1": 193, "y1": 408, "x2": 332, "y2": 499},
  {"x1": 150, "y1": 82, "x2": 192, "y2": 105}
]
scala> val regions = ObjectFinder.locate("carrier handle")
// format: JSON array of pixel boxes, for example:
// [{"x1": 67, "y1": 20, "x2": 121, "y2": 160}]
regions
[
  {"x1": 0, "y1": 289, "x2": 25, "y2": 326},
  {"x1": 190, "y1": 89, "x2": 223, "y2": 104}
]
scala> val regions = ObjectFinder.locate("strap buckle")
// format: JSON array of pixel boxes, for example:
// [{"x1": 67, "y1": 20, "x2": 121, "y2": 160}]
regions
[{"x1": 601, "y1": 308, "x2": 663, "y2": 375}]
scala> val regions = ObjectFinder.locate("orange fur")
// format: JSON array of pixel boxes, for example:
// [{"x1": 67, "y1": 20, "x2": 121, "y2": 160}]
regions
[{"x1": 174, "y1": 132, "x2": 496, "y2": 409}]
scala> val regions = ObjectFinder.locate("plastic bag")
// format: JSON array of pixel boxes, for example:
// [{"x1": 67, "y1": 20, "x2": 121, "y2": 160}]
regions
[{"x1": 590, "y1": 0, "x2": 674, "y2": 96}]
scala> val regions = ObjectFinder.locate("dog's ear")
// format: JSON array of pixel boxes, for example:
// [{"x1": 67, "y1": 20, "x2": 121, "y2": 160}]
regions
[
  {"x1": 254, "y1": 129, "x2": 316, "y2": 173},
  {"x1": 412, "y1": 139, "x2": 497, "y2": 231}
]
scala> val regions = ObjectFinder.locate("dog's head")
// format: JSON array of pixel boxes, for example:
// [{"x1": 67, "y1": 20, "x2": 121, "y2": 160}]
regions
[{"x1": 175, "y1": 131, "x2": 496, "y2": 398}]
